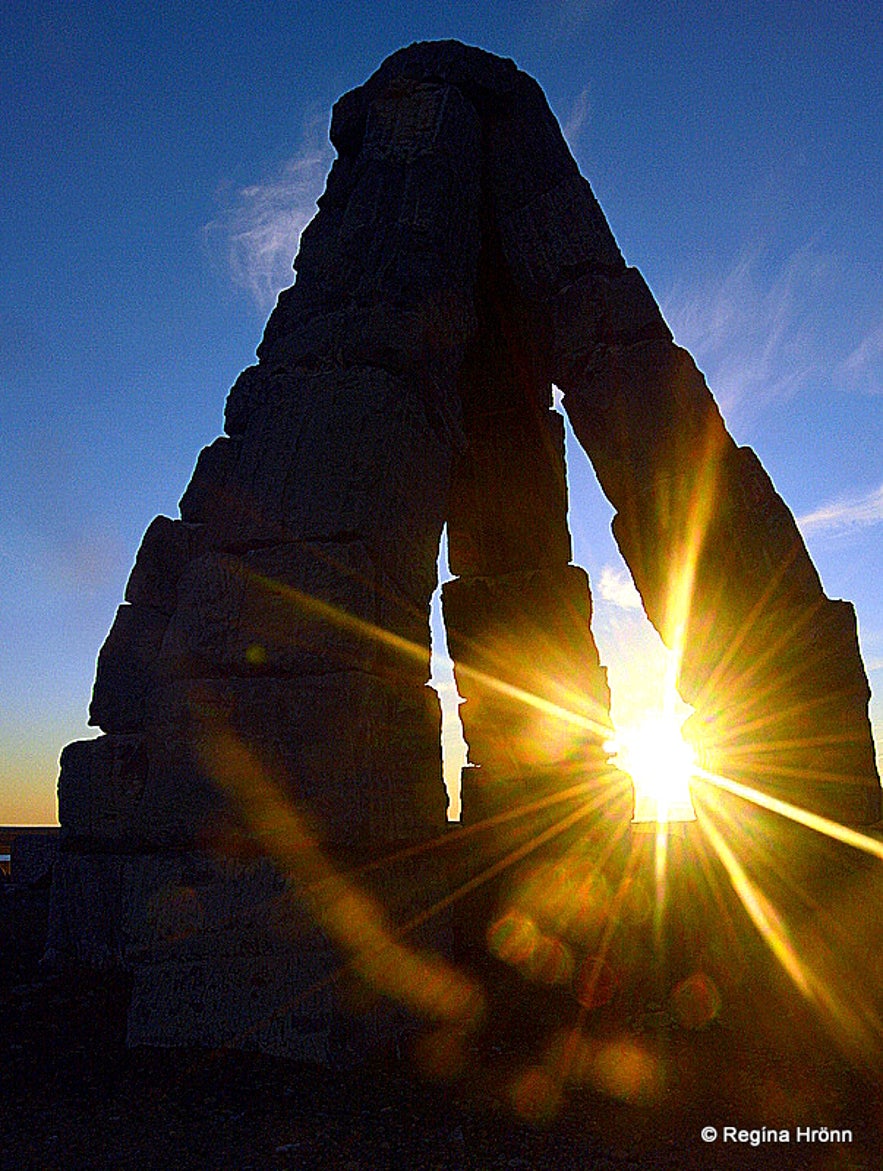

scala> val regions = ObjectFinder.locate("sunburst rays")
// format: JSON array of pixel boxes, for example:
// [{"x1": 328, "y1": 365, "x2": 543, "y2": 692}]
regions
[{"x1": 186, "y1": 531, "x2": 881, "y2": 1105}]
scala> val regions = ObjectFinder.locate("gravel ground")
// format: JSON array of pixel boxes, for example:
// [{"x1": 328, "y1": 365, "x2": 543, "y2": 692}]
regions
[{"x1": 2, "y1": 881, "x2": 880, "y2": 1171}]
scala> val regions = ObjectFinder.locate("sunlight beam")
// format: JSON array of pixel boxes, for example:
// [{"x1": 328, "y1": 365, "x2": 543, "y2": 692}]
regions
[
  {"x1": 693, "y1": 767, "x2": 883, "y2": 862},
  {"x1": 696, "y1": 792, "x2": 882, "y2": 1057},
  {"x1": 698, "y1": 811, "x2": 814, "y2": 998},
  {"x1": 251, "y1": 570, "x2": 614, "y2": 742}
]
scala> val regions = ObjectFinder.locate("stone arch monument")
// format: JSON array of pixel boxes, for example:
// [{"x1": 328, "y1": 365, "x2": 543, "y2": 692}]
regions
[{"x1": 49, "y1": 42, "x2": 880, "y2": 1058}]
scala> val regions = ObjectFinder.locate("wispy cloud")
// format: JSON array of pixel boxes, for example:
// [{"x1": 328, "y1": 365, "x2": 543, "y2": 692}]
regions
[
  {"x1": 562, "y1": 84, "x2": 591, "y2": 149},
  {"x1": 597, "y1": 564, "x2": 643, "y2": 611},
  {"x1": 661, "y1": 246, "x2": 831, "y2": 424},
  {"x1": 798, "y1": 483, "x2": 883, "y2": 535},
  {"x1": 204, "y1": 115, "x2": 334, "y2": 309},
  {"x1": 542, "y1": 0, "x2": 616, "y2": 37},
  {"x1": 842, "y1": 319, "x2": 883, "y2": 391}
]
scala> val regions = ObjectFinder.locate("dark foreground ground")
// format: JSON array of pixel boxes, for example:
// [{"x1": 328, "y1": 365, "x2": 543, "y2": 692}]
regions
[{"x1": 2, "y1": 881, "x2": 880, "y2": 1171}]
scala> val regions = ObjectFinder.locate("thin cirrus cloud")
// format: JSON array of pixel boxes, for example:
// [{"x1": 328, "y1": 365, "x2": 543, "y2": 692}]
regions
[
  {"x1": 204, "y1": 118, "x2": 334, "y2": 309},
  {"x1": 842, "y1": 319, "x2": 883, "y2": 390},
  {"x1": 798, "y1": 483, "x2": 883, "y2": 536},
  {"x1": 596, "y1": 564, "x2": 643, "y2": 611},
  {"x1": 660, "y1": 246, "x2": 836, "y2": 425},
  {"x1": 562, "y1": 84, "x2": 591, "y2": 150}
]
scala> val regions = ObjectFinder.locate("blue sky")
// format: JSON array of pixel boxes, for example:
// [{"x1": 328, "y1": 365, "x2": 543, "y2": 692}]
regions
[{"x1": 1, "y1": 0, "x2": 880, "y2": 823}]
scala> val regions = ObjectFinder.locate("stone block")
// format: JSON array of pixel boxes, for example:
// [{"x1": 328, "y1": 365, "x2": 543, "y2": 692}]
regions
[
  {"x1": 261, "y1": 296, "x2": 478, "y2": 387},
  {"x1": 484, "y1": 107, "x2": 581, "y2": 220},
  {"x1": 177, "y1": 435, "x2": 250, "y2": 529},
  {"x1": 180, "y1": 369, "x2": 453, "y2": 605},
  {"x1": 117, "y1": 854, "x2": 307, "y2": 964},
  {"x1": 124, "y1": 515, "x2": 206, "y2": 615},
  {"x1": 550, "y1": 267, "x2": 672, "y2": 382},
  {"x1": 260, "y1": 80, "x2": 482, "y2": 370},
  {"x1": 564, "y1": 341, "x2": 729, "y2": 502},
  {"x1": 447, "y1": 406, "x2": 571, "y2": 577},
  {"x1": 127, "y1": 736, "x2": 227, "y2": 851},
  {"x1": 157, "y1": 540, "x2": 432, "y2": 685},
  {"x1": 498, "y1": 175, "x2": 624, "y2": 301},
  {"x1": 686, "y1": 597, "x2": 880, "y2": 822},
  {"x1": 46, "y1": 849, "x2": 327, "y2": 1001},
  {"x1": 46, "y1": 853, "x2": 128, "y2": 966},
  {"x1": 223, "y1": 364, "x2": 265, "y2": 437},
  {"x1": 123, "y1": 842, "x2": 457, "y2": 1062},
  {"x1": 127, "y1": 953, "x2": 339, "y2": 1061},
  {"x1": 443, "y1": 566, "x2": 611, "y2": 802},
  {"x1": 135, "y1": 673, "x2": 446, "y2": 847},
  {"x1": 329, "y1": 39, "x2": 520, "y2": 158},
  {"x1": 57, "y1": 734, "x2": 147, "y2": 841},
  {"x1": 89, "y1": 603, "x2": 170, "y2": 732},
  {"x1": 727, "y1": 445, "x2": 824, "y2": 606},
  {"x1": 117, "y1": 846, "x2": 451, "y2": 964}
]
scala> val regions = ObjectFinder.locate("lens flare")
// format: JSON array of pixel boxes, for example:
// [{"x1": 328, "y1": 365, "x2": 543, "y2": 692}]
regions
[
  {"x1": 590, "y1": 1038, "x2": 662, "y2": 1103},
  {"x1": 177, "y1": 544, "x2": 882, "y2": 1098},
  {"x1": 607, "y1": 708, "x2": 697, "y2": 824},
  {"x1": 671, "y1": 971, "x2": 722, "y2": 1029},
  {"x1": 573, "y1": 954, "x2": 618, "y2": 1009}
]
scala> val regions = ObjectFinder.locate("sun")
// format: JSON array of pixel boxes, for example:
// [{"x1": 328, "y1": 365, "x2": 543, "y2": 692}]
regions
[{"x1": 606, "y1": 709, "x2": 697, "y2": 824}]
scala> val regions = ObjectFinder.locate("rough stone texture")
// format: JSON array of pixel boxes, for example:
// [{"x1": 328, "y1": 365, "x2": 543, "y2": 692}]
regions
[
  {"x1": 443, "y1": 566, "x2": 610, "y2": 825},
  {"x1": 89, "y1": 603, "x2": 170, "y2": 733},
  {"x1": 51, "y1": 40, "x2": 880, "y2": 1060},
  {"x1": 48, "y1": 852, "x2": 315, "y2": 971},
  {"x1": 180, "y1": 368, "x2": 458, "y2": 598},
  {"x1": 127, "y1": 953, "x2": 340, "y2": 1062},
  {"x1": 156, "y1": 541, "x2": 431, "y2": 685},
  {"x1": 9, "y1": 831, "x2": 59, "y2": 888},
  {"x1": 58, "y1": 735, "x2": 148, "y2": 842},
  {"x1": 123, "y1": 514, "x2": 206, "y2": 615},
  {"x1": 47, "y1": 845, "x2": 457, "y2": 1062},
  {"x1": 129, "y1": 674, "x2": 447, "y2": 848}
]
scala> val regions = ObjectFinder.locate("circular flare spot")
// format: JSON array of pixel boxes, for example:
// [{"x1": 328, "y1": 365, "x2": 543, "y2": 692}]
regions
[
  {"x1": 245, "y1": 643, "x2": 267, "y2": 665},
  {"x1": 487, "y1": 909, "x2": 539, "y2": 967},
  {"x1": 671, "y1": 971, "x2": 722, "y2": 1029},
  {"x1": 574, "y1": 955, "x2": 618, "y2": 1008},
  {"x1": 591, "y1": 1039, "x2": 661, "y2": 1103},
  {"x1": 524, "y1": 934, "x2": 574, "y2": 986}
]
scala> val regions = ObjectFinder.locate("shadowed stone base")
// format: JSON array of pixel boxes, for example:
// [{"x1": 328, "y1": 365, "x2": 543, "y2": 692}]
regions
[{"x1": 49, "y1": 847, "x2": 462, "y2": 1063}]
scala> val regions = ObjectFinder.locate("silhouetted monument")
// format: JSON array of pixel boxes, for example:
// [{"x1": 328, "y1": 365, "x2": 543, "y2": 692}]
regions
[{"x1": 49, "y1": 41, "x2": 880, "y2": 1058}]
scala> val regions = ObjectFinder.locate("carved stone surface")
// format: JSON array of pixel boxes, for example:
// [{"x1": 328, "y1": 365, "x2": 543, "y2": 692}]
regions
[
  {"x1": 50, "y1": 40, "x2": 880, "y2": 1060},
  {"x1": 8, "y1": 830, "x2": 58, "y2": 888},
  {"x1": 58, "y1": 734, "x2": 148, "y2": 841}
]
